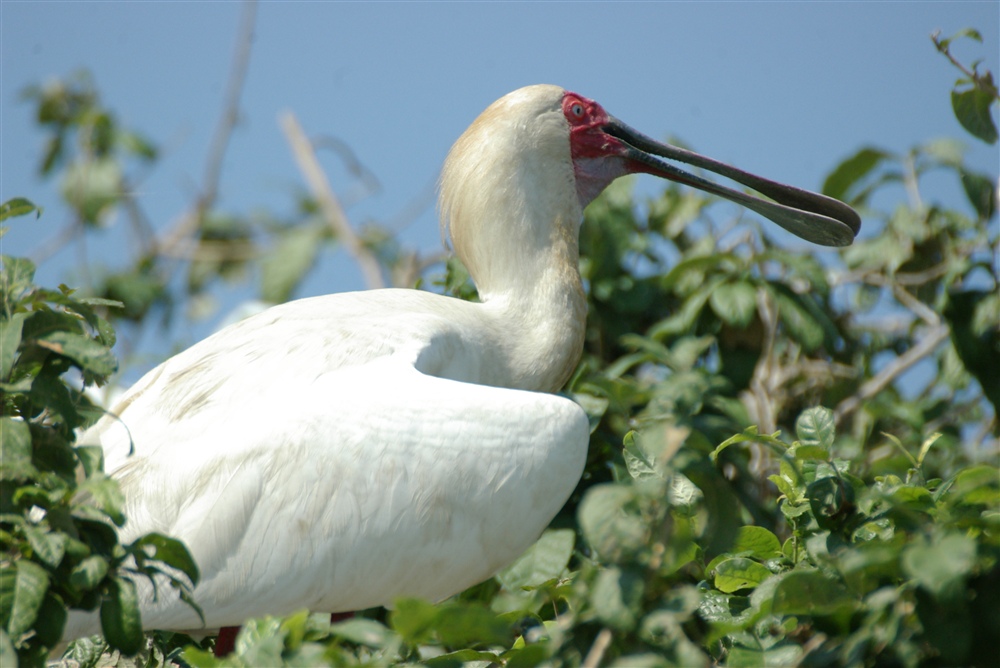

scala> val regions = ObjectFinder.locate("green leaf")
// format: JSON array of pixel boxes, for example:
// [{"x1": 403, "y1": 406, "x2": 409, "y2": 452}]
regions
[
  {"x1": 937, "y1": 27, "x2": 983, "y2": 51},
  {"x1": 8, "y1": 560, "x2": 49, "y2": 637},
  {"x1": 713, "y1": 558, "x2": 773, "y2": 593},
  {"x1": 772, "y1": 570, "x2": 854, "y2": 615},
  {"x1": 0, "y1": 313, "x2": 27, "y2": 380},
  {"x1": 902, "y1": 533, "x2": 976, "y2": 598},
  {"x1": 768, "y1": 474, "x2": 796, "y2": 501},
  {"x1": 771, "y1": 288, "x2": 824, "y2": 352},
  {"x1": 948, "y1": 465, "x2": 1000, "y2": 505},
  {"x1": 75, "y1": 445, "x2": 105, "y2": 479},
  {"x1": 389, "y1": 598, "x2": 439, "y2": 645},
  {"x1": 578, "y1": 484, "x2": 646, "y2": 560},
  {"x1": 623, "y1": 430, "x2": 660, "y2": 482},
  {"x1": 0, "y1": 418, "x2": 33, "y2": 479},
  {"x1": 0, "y1": 572, "x2": 12, "y2": 634},
  {"x1": 390, "y1": 599, "x2": 509, "y2": 647},
  {"x1": 132, "y1": 533, "x2": 200, "y2": 585},
  {"x1": 434, "y1": 604, "x2": 510, "y2": 646},
  {"x1": 101, "y1": 270, "x2": 167, "y2": 322},
  {"x1": 60, "y1": 158, "x2": 123, "y2": 225},
  {"x1": 1, "y1": 256, "x2": 36, "y2": 303},
  {"x1": 497, "y1": 529, "x2": 574, "y2": 591},
  {"x1": 0, "y1": 629, "x2": 14, "y2": 668},
  {"x1": 592, "y1": 566, "x2": 644, "y2": 631},
  {"x1": 625, "y1": 424, "x2": 689, "y2": 482},
  {"x1": 959, "y1": 168, "x2": 997, "y2": 219},
  {"x1": 76, "y1": 476, "x2": 126, "y2": 526},
  {"x1": 711, "y1": 426, "x2": 788, "y2": 464},
  {"x1": 922, "y1": 137, "x2": 967, "y2": 166},
  {"x1": 36, "y1": 331, "x2": 117, "y2": 376},
  {"x1": 728, "y1": 645, "x2": 803, "y2": 667},
  {"x1": 697, "y1": 589, "x2": 751, "y2": 626},
  {"x1": 76, "y1": 297, "x2": 125, "y2": 309},
  {"x1": 329, "y1": 617, "x2": 394, "y2": 648},
  {"x1": 100, "y1": 577, "x2": 143, "y2": 655},
  {"x1": 822, "y1": 147, "x2": 891, "y2": 202},
  {"x1": 808, "y1": 476, "x2": 855, "y2": 530},
  {"x1": 33, "y1": 593, "x2": 67, "y2": 646},
  {"x1": 120, "y1": 131, "x2": 158, "y2": 161},
  {"x1": 709, "y1": 280, "x2": 757, "y2": 328},
  {"x1": 261, "y1": 224, "x2": 325, "y2": 303},
  {"x1": 795, "y1": 407, "x2": 835, "y2": 450},
  {"x1": 951, "y1": 88, "x2": 998, "y2": 144},
  {"x1": 889, "y1": 485, "x2": 934, "y2": 512},
  {"x1": 0, "y1": 198, "x2": 42, "y2": 222},
  {"x1": 731, "y1": 526, "x2": 782, "y2": 560},
  {"x1": 792, "y1": 445, "x2": 829, "y2": 461},
  {"x1": 69, "y1": 556, "x2": 110, "y2": 591},
  {"x1": 505, "y1": 643, "x2": 551, "y2": 668},
  {"x1": 23, "y1": 525, "x2": 66, "y2": 568},
  {"x1": 426, "y1": 649, "x2": 503, "y2": 666}
]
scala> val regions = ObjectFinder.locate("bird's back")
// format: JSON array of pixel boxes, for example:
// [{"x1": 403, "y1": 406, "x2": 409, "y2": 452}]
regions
[{"x1": 66, "y1": 288, "x2": 589, "y2": 635}]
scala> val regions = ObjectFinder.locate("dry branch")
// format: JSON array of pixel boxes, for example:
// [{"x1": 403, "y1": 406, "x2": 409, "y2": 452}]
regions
[
  {"x1": 156, "y1": 0, "x2": 257, "y2": 261},
  {"x1": 834, "y1": 324, "x2": 951, "y2": 425},
  {"x1": 279, "y1": 111, "x2": 386, "y2": 290}
]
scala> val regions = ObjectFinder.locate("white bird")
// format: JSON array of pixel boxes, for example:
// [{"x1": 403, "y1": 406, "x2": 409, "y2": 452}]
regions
[{"x1": 63, "y1": 84, "x2": 858, "y2": 639}]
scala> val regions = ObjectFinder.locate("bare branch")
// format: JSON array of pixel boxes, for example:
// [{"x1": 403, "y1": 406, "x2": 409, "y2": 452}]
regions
[
  {"x1": 311, "y1": 135, "x2": 382, "y2": 209},
  {"x1": 156, "y1": 0, "x2": 258, "y2": 259},
  {"x1": 834, "y1": 324, "x2": 951, "y2": 425},
  {"x1": 748, "y1": 287, "x2": 780, "y2": 437},
  {"x1": 582, "y1": 628, "x2": 613, "y2": 668},
  {"x1": 157, "y1": 240, "x2": 259, "y2": 262},
  {"x1": 280, "y1": 111, "x2": 386, "y2": 289},
  {"x1": 931, "y1": 30, "x2": 1000, "y2": 98},
  {"x1": 201, "y1": 0, "x2": 257, "y2": 210},
  {"x1": 855, "y1": 272, "x2": 941, "y2": 327}
]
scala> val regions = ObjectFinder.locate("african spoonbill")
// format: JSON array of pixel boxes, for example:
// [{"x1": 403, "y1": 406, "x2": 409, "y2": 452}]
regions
[{"x1": 62, "y1": 84, "x2": 859, "y2": 641}]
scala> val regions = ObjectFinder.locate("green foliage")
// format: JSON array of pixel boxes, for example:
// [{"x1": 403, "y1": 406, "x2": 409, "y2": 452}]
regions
[
  {"x1": 0, "y1": 201, "x2": 199, "y2": 666},
  {"x1": 932, "y1": 28, "x2": 1000, "y2": 145},
  {"x1": 11, "y1": 23, "x2": 999, "y2": 668}
]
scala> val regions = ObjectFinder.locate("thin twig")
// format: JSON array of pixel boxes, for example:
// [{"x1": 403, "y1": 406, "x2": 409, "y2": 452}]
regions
[
  {"x1": 156, "y1": 240, "x2": 259, "y2": 262},
  {"x1": 902, "y1": 151, "x2": 924, "y2": 212},
  {"x1": 156, "y1": 0, "x2": 258, "y2": 259},
  {"x1": 834, "y1": 324, "x2": 951, "y2": 425},
  {"x1": 890, "y1": 283, "x2": 940, "y2": 327},
  {"x1": 581, "y1": 628, "x2": 613, "y2": 668},
  {"x1": 896, "y1": 263, "x2": 952, "y2": 286},
  {"x1": 749, "y1": 287, "x2": 779, "y2": 436},
  {"x1": 280, "y1": 111, "x2": 386, "y2": 289},
  {"x1": 311, "y1": 135, "x2": 382, "y2": 209},
  {"x1": 931, "y1": 31, "x2": 1000, "y2": 99}
]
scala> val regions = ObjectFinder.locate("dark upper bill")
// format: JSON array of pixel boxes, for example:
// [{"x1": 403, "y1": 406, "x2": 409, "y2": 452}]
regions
[{"x1": 604, "y1": 117, "x2": 861, "y2": 247}]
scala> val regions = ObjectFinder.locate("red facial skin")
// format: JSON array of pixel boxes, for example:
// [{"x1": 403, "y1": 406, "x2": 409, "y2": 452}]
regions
[
  {"x1": 561, "y1": 91, "x2": 643, "y2": 208},
  {"x1": 562, "y1": 92, "x2": 619, "y2": 160},
  {"x1": 561, "y1": 91, "x2": 699, "y2": 207}
]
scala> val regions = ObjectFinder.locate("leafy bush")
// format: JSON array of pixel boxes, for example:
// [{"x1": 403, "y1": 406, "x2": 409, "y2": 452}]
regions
[
  {"x1": 0, "y1": 201, "x2": 199, "y2": 665},
  {"x1": 1, "y1": 24, "x2": 996, "y2": 668}
]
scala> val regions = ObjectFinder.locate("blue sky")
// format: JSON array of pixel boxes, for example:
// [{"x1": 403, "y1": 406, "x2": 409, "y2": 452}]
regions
[{"x1": 2, "y1": 1, "x2": 998, "y2": 375}]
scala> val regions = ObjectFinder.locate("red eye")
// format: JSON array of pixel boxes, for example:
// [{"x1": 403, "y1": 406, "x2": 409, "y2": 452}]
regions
[{"x1": 563, "y1": 93, "x2": 596, "y2": 125}]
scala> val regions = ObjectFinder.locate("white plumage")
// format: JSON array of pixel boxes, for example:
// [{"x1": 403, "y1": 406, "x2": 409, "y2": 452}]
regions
[{"x1": 63, "y1": 84, "x2": 858, "y2": 638}]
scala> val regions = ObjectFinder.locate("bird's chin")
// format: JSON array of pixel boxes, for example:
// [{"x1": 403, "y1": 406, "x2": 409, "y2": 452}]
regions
[{"x1": 572, "y1": 154, "x2": 631, "y2": 210}]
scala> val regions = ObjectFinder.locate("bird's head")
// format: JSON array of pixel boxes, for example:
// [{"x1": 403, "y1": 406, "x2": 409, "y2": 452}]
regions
[{"x1": 440, "y1": 85, "x2": 859, "y2": 295}]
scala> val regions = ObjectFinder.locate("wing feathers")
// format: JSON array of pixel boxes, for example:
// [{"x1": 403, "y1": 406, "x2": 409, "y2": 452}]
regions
[{"x1": 70, "y1": 358, "x2": 587, "y2": 633}]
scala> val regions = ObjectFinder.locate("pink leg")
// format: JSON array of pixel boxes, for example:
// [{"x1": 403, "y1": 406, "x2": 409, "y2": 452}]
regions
[{"x1": 214, "y1": 626, "x2": 239, "y2": 657}]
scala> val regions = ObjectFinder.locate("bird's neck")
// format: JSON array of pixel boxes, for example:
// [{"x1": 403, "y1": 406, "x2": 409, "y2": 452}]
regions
[{"x1": 474, "y1": 211, "x2": 587, "y2": 393}]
